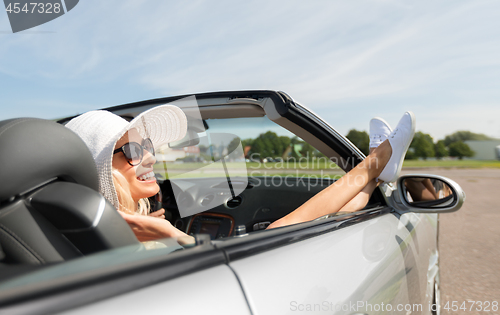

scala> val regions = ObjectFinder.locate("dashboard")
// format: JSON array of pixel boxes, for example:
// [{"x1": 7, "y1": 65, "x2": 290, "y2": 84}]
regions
[
  {"x1": 187, "y1": 213, "x2": 235, "y2": 239},
  {"x1": 157, "y1": 176, "x2": 343, "y2": 240}
]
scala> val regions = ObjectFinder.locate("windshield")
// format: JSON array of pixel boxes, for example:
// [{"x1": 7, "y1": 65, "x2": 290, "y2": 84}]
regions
[{"x1": 154, "y1": 116, "x2": 344, "y2": 179}]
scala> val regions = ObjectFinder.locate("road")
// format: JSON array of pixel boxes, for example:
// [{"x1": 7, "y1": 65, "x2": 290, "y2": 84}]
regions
[{"x1": 402, "y1": 168, "x2": 500, "y2": 314}]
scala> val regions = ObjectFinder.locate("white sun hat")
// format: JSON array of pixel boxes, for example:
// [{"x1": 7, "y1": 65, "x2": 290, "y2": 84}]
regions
[{"x1": 65, "y1": 105, "x2": 188, "y2": 210}]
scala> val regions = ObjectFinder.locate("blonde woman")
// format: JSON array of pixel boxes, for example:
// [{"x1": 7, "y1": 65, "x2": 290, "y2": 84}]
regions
[
  {"x1": 66, "y1": 105, "x2": 190, "y2": 242},
  {"x1": 66, "y1": 106, "x2": 415, "y2": 241}
]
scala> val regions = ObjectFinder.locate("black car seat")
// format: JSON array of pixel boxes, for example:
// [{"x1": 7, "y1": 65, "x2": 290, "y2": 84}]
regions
[{"x1": 0, "y1": 118, "x2": 140, "y2": 265}]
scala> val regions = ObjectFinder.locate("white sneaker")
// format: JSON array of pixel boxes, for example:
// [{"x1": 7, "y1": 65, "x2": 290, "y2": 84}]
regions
[
  {"x1": 369, "y1": 117, "x2": 392, "y2": 149},
  {"x1": 377, "y1": 111, "x2": 416, "y2": 183}
]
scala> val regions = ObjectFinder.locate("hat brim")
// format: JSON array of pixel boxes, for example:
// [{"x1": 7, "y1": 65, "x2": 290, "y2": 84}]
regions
[{"x1": 121, "y1": 105, "x2": 188, "y2": 149}]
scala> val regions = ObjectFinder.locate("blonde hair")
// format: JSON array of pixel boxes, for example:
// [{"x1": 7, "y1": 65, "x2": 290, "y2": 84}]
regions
[{"x1": 112, "y1": 169, "x2": 151, "y2": 216}]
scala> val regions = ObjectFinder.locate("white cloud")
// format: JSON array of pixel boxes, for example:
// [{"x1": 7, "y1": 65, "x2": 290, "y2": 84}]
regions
[{"x1": 0, "y1": 0, "x2": 499, "y2": 140}]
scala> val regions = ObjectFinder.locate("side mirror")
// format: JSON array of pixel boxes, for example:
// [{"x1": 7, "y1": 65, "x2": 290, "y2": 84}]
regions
[{"x1": 395, "y1": 174, "x2": 465, "y2": 213}]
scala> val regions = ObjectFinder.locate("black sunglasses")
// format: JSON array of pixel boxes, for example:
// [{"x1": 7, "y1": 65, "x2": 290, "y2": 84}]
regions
[{"x1": 113, "y1": 138, "x2": 155, "y2": 166}]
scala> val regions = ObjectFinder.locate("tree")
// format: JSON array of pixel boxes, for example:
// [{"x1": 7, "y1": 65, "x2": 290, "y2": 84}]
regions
[
  {"x1": 241, "y1": 138, "x2": 253, "y2": 158},
  {"x1": 198, "y1": 145, "x2": 209, "y2": 154},
  {"x1": 346, "y1": 129, "x2": 369, "y2": 156},
  {"x1": 444, "y1": 131, "x2": 494, "y2": 146},
  {"x1": 249, "y1": 131, "x2": 290, "y2": 160},
  {"x1": 289, "y1": 137, "x2": 303, "y2": 159},
  {"x1": 226, "y1": 136, "x2": 243, "y2": 160},
  {"x1": 278, "y1": 136, "x2": 291, "y2": 158},
  {"x1": 434, "y1": 140, "x2": 448, "y2": 160},
  {"x1": 300, "y1": 143, "x2": 316, "y2": 159},
  {"x1": 448, "y1": 141, "x2": 474, "y2": 160},
  {"x1": 250, "y1": 137, "x2": 269, "y2": 160},
  {"x1": 290, "y1": 136, "x2": 301, "y2": 145},
  {"x1": 241, "y1": 138, "x2": 253, "y2": 149},
  {"x1": 404, "y1": 148, "x2": 417, "y2": 160},
  {"x1": 410, "y1": 132, "x2": 435, "y2": 160}
]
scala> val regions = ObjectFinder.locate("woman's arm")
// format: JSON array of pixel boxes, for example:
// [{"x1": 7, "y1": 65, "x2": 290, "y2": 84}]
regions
[{"x1": 119, "y1": 211, "x2": 191, "y2": 242}]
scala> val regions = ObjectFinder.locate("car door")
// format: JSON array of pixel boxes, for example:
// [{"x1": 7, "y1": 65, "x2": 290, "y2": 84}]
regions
[{"x1": 219, "y1": 212, "x2": 422, "y2": 315}]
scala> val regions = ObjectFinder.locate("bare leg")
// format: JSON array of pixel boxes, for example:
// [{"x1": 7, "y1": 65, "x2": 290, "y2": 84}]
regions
[
  {"x1": 405, "y1": 178, "x2": 438, "y2": 201},
  {"x1": 268, "y1": 140, "x2": 392, "y2": 229},
  {"x1": 337, "y1": 179, "x2": 379, "y2": 213},
  {"x1": 333, "y1": 145, "x2": 384, "y2": 213},
  {"x1": 324, "y1": 146, "x2": 381, "y2": 214}
]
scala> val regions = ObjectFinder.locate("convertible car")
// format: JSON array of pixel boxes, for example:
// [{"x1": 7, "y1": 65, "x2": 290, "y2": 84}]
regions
[{"x1": 0, "y1": 90, "x2": 464, "y2": 314}]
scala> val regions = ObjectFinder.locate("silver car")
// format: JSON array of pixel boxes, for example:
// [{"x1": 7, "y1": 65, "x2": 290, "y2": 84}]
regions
[{"x1": 0, "y1": 90, "x2": 464, "y2": 315}]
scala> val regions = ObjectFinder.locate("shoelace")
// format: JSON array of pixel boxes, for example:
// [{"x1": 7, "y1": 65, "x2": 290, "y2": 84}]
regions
[{"x1": 391, "y1": 128, "x2": 399, "y2": 138}]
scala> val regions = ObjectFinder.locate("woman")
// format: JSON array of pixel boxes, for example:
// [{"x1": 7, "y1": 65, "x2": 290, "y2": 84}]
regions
[
  {"x1": 66, "y1": 105, "x2": 415, "y2": 241},
  {"x1": 66, "y1": 105, "x2": 191, "y2": 242}
]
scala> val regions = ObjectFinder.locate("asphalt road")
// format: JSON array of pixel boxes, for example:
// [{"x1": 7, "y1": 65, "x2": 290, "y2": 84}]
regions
[{"x1": 402, "y1": 168, "x2": 500, "y2": 315}]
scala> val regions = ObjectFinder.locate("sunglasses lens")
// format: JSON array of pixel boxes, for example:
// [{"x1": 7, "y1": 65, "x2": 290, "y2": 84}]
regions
[
  {"x1": 123, "y1": 143, "x2": 143, "y2": 165},
  {"x1": 117, "y1": 138, "x2": 154, "y2": 166},
  {"x1": 143, "y1": 138, "x2": 155, "y2": 155}
]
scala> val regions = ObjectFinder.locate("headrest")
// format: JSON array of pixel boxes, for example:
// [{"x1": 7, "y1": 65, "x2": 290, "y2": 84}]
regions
[{"x1": 0, "y1": 118, "x2": 99, "y2": 203}]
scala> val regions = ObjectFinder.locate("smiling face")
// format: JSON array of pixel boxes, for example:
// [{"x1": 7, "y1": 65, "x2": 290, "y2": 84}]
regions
[{"x1": 112, "y1": 129, "x2": 159, "y2": 204}]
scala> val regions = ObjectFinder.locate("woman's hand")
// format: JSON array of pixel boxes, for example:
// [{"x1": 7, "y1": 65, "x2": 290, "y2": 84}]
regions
[
  {"x1": 119, "y1": 211, "x2": 189, "y2": 242},
  {"x1": 148, "y1": 208, "x2": 165, "y2": 219}
]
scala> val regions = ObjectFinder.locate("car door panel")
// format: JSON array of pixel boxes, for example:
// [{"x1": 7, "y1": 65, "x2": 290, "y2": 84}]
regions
[
  {"x1": 229, "y1": 212, "x2": 430, "y2": 315},
  {"x1": 61, "y1": 264, "x2": 251, "y2": 315},
  {"x1": 399, "y1": 212, "x2": 439, "y2": 312}
]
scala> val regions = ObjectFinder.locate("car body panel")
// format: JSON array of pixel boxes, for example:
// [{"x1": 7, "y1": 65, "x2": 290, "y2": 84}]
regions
[
  {"x1": 229, "y1": 211, "x2": 437, "y2": 315},
  {"x1": 60, "y1": 264, "x2": 251, "y2": 315}
]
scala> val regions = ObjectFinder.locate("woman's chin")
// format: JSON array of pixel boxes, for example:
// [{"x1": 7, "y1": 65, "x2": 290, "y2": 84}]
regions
[{"x1": 133, "y1": 180, "x2": 159, "y2": 198}]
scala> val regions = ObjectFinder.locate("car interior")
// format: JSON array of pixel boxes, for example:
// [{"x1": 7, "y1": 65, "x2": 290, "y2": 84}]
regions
[
  {"x1": 0, "y1": 118, "x2": 141, "y2": 267},
  {"x1": 109, "y1": 96, "x2": 386, "y2": 241},
  {"x1": 0, "y1": 93, "x2": 386, "y2": 268}
]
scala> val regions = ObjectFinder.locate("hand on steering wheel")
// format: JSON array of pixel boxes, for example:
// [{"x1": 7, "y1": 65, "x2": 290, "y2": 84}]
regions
[{"x1": 148, "y1": 208, "x2": 165, "y2": 219}]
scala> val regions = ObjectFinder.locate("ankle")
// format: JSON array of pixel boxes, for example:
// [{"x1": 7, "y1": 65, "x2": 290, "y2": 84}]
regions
[
  {"x1": 369, "y1": 142, "x2": 392, "y2": 177},
  {"x1": 364, "y1": 155, "x2": 381, "y2": 178}
]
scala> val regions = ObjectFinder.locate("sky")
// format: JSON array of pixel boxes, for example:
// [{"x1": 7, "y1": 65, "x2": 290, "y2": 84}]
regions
[{"x1": 1, "y1": 0, "x2": 500, "y2": 141}]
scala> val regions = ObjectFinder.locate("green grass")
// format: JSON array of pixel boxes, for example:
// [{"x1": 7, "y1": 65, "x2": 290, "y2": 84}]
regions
[{"x1": 402, "y1": 159, "x2": 500, "y2": 169}]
